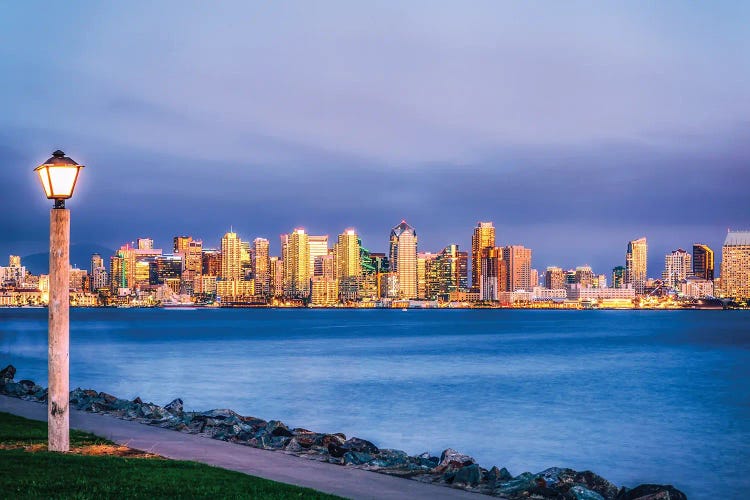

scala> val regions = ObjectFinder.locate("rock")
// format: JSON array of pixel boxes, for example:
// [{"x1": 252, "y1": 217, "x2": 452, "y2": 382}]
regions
[
  {"x1": 132, "y1": 396, "x2": 143, "y2": 404},
  {"x1": 328, "y1": 441, "x2": 348, "y2": 458},
  {"x1": 1, "y1": 382, "x2": 23, "y2": 396},
  {"x1": 487, "y1": 466, "x2": 514, "y2": 486},
  {"x1": 343, "y1": 451, "x2": 374, "y2": 465},
  {"x1": 615, "y1": 484, "x2": 687, "y2": 500},
  {"x1": 164, "y1": 398, "x2": 184, "y2": 415},
  {"x1": 343, "y1": 437, "x2": 379, "y2": 454},
  {"x1": 371, "y1": 449, "x2": 410, "y2": 469},
  {"x1": 320, "y1": 433, "x2": 345, "y2": 448},
  {"x1": 436, "y1": 448, "x2": 476, "y2": 473},
  {"x1": 264, "y1": 420, "x2": 293, "y2": 437},
  {"x1": 571, "y1": 485, "x2": 606, "y2": 500},
  {"x1": 495, "y1": 472, "x2": 538, "y2": 496},
  {"x1": 453, "y1": 463, "x2": 482, "y2": 486},
  {"x1": 0, "y1": 365, "x2": 15, "y2": 380},
  {"x1": 98, "y1": 392, "x2": 117, "y2": 404}
]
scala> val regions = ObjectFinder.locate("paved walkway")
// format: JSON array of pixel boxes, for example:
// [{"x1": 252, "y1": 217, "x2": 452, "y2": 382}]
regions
[{"x1": 0, "y1": 395, "x2": 478, "y2": 500}]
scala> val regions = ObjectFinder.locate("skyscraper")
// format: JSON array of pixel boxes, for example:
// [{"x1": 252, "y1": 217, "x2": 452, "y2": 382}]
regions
[
  {"x1": 471, "y1": 222, "x2": 495, "y2": 291},
  {"x1": 612, "y1": 266, "x2": 626, "y2": 288},
  {"x1": 663, "y1": 249, "x2": 691, "y2": 288},
  {"x1": 544, "y1": 266, "x2": 565, "y2": 290},
  {"x1": 253, "y1": 238, "x2": 270, "y2": 296},
  {"x1": 626, "y1": 237, "x2": 648, "y2": 295},
  {"x1": 221, "y1": 231, "x2": 242, "y2": 281},
  {"x1": 574, "y1": 266, "x2": 595, "y2": 287},
  {"x1": 308, "y1": 235, "x2": 329, "y2": 275},
  {"x1": 282, "y1": 229, "x2": 311, "y2": 298},
  {"x1": 427, "y1": 244, "x2": 469, "y2": 298},
  {"x1": 335, "y1": 229, "x2": 361, "y2": 279},
  {"x1": 389, "y1": 220, "x2": 418, "y2": 299},
  {"x1": 692, "y1": 244, "x2": 714, "y2": 281},
  {"x1": 479, "y1": 247, "x2": 507, "y2": 300},
  {"x1": 502, "y1": 245, "x2": 532, "y2": 291},
  {"x1": 720, "y1": 231, "x2": 750, "y2": 298},
  {"x1": 269, "y1": 256, "x2": 283, "y2": 297}
]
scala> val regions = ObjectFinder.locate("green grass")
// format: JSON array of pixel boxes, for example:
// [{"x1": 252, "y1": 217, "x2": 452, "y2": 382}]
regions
[{"x1": 0, "y1": 412, "x2": 343, "y2": 499}]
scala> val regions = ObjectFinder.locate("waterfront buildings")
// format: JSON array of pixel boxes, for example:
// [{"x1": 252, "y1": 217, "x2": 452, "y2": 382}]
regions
[
  {"x1": 471, "y1": 222, "x2": 495, "y2": 292},
  {"x1": 479, "y1": 247, "x2": 506, "y2": 300},
  {"x1": 389, "y1": 221, "x2": 418, "y2": 299},
  {"x1": 220, "y1": 231, "x2": 242, "y2": 281},
  {"x1": 626, "y1": 237, "x2": 648, "y2": 295},
  {"x1": 692, "y1": 244, "x2": 714, "y2": 281},
  {"x1": 544, "y1": 266, "x2": 565, "y2": 290},
  {"x1": 663, "y1": 249, "x2": 692, "y2": 289},
  {"x1": 612, "y1": 266, "x2": 626, "y2": 288},
  {"x1": 253, "y1": 238, "x2": 270, "y2": 296},
  {"x1": 720, "y1": 231, "x2": 750, "y2": 299},
  {"x1": 282, "y1": 229, "x2": 311, "y2": 298},
  {"x1": 502, "y1": 245, "x2": 532, "y2": 291}
]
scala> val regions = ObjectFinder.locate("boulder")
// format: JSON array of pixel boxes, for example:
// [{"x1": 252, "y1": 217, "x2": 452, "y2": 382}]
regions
[
  {"x1": 343, "y1": 437, "x2": 379, "y2": 454},
  {"x1": 570, "y1": 485, "x2": 606, "y2": 500},
  {"x1": 371, "y1": 449, "x2": 410, "y2": 469},
  {"x1": 615, "y1": 484, "x2": 687, "y2": 500},
  {"x1": 0, "y1": 364, "x2": 15, "y2": 381},
  {"x1": 495, "y1": 472, "x2": 538, "y2": 497},
  {"x1": 264, "y1": 420, "x2": 293, "y2": 438},
  {"x1": 436, "y1": 448, "x2": 476, "y2": 473},
  {"x1": 164, "y1": 398, "x2": 184, "y2": 415},
  {"x1": 343, "y1": 451, "x2": 374, "y2": 465},
  {"x1": 487, "y1": 466, "x2": 513, "y2": 487},
  {"x1": 453, "y1": 463, "x2": 482, "y2": 486}
]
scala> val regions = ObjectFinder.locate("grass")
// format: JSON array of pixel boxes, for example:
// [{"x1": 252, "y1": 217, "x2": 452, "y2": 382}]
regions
[{"x1": 0, "y1": 412, "x2": 343, "y2": 499}]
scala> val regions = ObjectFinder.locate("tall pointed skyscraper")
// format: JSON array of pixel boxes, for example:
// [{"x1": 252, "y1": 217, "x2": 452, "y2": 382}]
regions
[{"x1": 389, "y1": 220, "x2": 418, "y2": 299}]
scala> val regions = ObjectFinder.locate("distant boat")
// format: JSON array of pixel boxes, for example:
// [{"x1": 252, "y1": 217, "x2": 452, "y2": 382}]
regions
[{"x1": 401, "y1": 308, "x2": 408, "y2": 311}]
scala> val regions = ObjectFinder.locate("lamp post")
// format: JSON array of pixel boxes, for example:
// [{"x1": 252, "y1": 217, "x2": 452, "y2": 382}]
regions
[{"x1": 34, "y1": 150, "x2": 84, "y2": 452}]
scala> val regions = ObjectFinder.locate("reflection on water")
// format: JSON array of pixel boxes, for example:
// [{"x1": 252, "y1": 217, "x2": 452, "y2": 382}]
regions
[{"x1": 1, "y1": 308, "x2": 748, "y2": 498}]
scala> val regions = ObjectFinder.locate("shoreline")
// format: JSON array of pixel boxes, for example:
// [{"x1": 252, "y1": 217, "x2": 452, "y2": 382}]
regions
[{"x1": 0, "y1": 364, "x2": 686, "y2": 500}]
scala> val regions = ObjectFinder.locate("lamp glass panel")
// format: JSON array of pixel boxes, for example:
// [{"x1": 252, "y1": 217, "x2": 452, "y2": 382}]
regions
[
  {"x1": 37, "y1": 167, "x2": 53, "y2": 198},
  {"x1": 48, "y1": 165, "x2": 79, "y2": 198}
]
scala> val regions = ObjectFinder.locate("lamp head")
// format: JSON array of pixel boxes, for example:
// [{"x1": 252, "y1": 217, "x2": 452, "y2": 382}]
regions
[{"x1": 34, "y1": 150, "x2": 84, "y2": 208}]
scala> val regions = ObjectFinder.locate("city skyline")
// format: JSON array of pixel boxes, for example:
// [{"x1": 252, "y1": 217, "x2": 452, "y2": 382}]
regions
[{"x1": 2, "y1": 3, "x2": 749, "y2": 275}]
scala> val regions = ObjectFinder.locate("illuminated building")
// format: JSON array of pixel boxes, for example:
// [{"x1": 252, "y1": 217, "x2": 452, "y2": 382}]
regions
[
  {"x1": 69, "y1": 267, "x2": 87, "y2": 291},
  {"x1": 308, "y1": 235, "x2": 329, "y2": 275},
  {"x1": 311, "y1": 276, "x2": 338, "y2": 306},
  {"x1": 221, "y1": 231, "x2": 242, "y2": 281},
  {"x1": 315, "y1": 254, "x2": 336, "y2": 279},
  {"x1": 282, "y1": 229, "x2": 311, "y2": 298},
  {"x1": 566, "y1": 284, "x2": 635, "y2": 301},
  {"x1": 90, "y1": 253, "x2": 108, "y2": 291},
  {"x1": 692, "y1": 244, "x2": 714, "y2": 281},
  {"x1": 270, "y1": 256, "x2": 283, "y2": 297},
  {"x1": 109, "y1": 253, "x2": 126, "y2": 293},
  {"x1": 335, "y1": 229, "x2": 361, "y2": 279},
  {"x1": 575, "y1": 266, "x2": 595, "y2": 287},
  {"x1": 149, "y1": 255, "x2": 183, "y2": 288},
  {"x1": 626, "y1": 237, "x2": 648, "y2": 295},
  {"x1": 174, "y1": 236, "x2": 203, "y2": 294},
  {"x1": 480, "y1": 247, "x2": 507, "y2": 300},
  {"x1": 137, "y1": 238, "x2": 153, "y2": 250},
  {"x1": 680, "y1": 277, "x2": 714, "y2": 298},
  {"x1": 202, "y1": 249, "x2": 221, "y2": 277},
  {"x1": 389, "y1": 220, "x2": 418, "y2": 299},
  {"x1": 417, "y1": 252, "x2": 436, "y2": 299},
  {"x1": 662, "y1": 249, "x2": 691, "y2": 289},
  {"x1": 612, "y1": 266, "x2": 626, "y2": 288},
  {"x1": 544, "y1": 266, "x2": 565, "y2": 290},
  {"x1": 720, "y1": 230, "x2": 750, "y2": 298},
  {"x1": 471, "y1": 222, "x2": 495, "y2": 291},
  {"x1": 9, "y1": 255, "x2": 21, "y2": 268},
  {"x1": 253, "y1": 238, "x2": 270, "y2": 296},
  {"x1": 426, "y1": 245, "x2": 468, "y2": 299},
  {"x1": 502, "y1": 245, "x2": 532, "y2": 291}
]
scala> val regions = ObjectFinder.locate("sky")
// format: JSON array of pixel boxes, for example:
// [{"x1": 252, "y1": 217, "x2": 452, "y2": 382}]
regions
[{"x1": 1, "y1": 1, "x2": 749, "y2": 275}]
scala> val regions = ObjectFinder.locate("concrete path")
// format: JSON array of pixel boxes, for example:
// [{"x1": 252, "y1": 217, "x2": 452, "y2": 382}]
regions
[{"x1": 0, "y1": 395, "x2": 479, "y2": 500}]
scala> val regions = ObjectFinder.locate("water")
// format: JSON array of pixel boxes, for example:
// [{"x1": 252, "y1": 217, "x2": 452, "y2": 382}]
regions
[{"x1": 1, "y1": 308, "x2": 748, "y2": 499}]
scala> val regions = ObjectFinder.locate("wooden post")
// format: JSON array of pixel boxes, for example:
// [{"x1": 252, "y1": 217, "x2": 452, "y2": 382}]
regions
[{"x1": 48, "y1": 208, "x2": 70, "y2": 452}]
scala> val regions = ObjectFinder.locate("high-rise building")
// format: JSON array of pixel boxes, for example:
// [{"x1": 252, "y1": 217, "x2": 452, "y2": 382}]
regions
[
  {"x1": 202, "y1": 249, "x2": 221, "y2": 277},
  {"x1": 544, "y1": 266, "x2": 565, "y2": 290},
  {"x1": 90, "y1": 253, "x2": 104, "y2": 276},
  {"x1": 335, "y1": 229, "x2": 361, "y2": 279},
  {"x1": 253, "y1": 238, "x2": 270, "y2": 296},
  {"x1": 693, "y1": 244, "x2": 714, "y2": 281},
  {"x1": 389, "y1": 220, "x2": 418, "y2": 299},
  {"x1": 575, "y1": 266, "x2": 595, "y2": 287},
  {"x1": 626, "y1": 237, "x2": 648, "y2": 295},
  {"x1": 137, "y1": 238, "x2": 153, "y2": 250},
  {"x1": 479, "y1": 247, "x2": 507, "y2": 300},
  {"x1": 149, "y1": 255, "x2": 183, "y2": 292},
  {"x1": 417, "y1": 252, "x2": 436, "y2": 299},
  {"x1": 502, "y1": 245, "x2": 532, "y2": 291},
  {"x1": 471, "y1": 222, "x2": 495, "y2": 291},
  {"x1": 90, "y1": 253, "x2": 107, "y2": 291},
  {"x1": 720, "y1": 231, "x2": 750, "y2": 298},
  {"x1": 663, "y1": 249, "x2": 691, "y2": 289},
  {"x1": 612, "y1": 266, "x2": 626, "y2": 289},
  {"x1": 282, "y1": 229, "x2": 311, "y2": 298},
  {"x1": 427, "y1": 245, "x2": 468, "y2": 299},
  {"x1": 269, "y1": 256, "x2": 283, "y2": 297},
  {"x1": 308, "y1": 235, "x2": 329, "y2": 275},
  {"x1": 240, "y1": 240, "x2": 253, "y2": 279},
  {"x1": 221, "y1": 231, "x2": 242, "y2": 281},
  {"x1": 9, "y1": 255, "x2": 21, "y2": 268}
]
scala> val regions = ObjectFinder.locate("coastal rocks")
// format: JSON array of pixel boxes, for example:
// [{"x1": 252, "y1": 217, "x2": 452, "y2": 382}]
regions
[
  {"x1": 0, "y1": 366, "x2": 689, "y2": 500},
  {"x1": 615, "y1": 484, "x2": 687, "y2": 500},
  {"x1": 0, "y1": 364, "x2": 16, "y2": 381}
]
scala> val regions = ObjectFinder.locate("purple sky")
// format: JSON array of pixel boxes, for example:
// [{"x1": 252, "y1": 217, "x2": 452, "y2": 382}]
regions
[{"x1": 1, "y1": 2, "x2": 749, "y2": 275}]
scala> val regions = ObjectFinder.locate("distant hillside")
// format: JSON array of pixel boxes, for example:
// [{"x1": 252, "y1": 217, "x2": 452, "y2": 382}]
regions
[{"x1": 22, "y1": 243, "x2": 116, "y2": 274}]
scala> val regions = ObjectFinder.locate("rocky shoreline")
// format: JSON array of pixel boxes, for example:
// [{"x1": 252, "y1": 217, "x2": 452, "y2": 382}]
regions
[{"x1": 0, "y1": 365, "x2": 685, "y2": 500}]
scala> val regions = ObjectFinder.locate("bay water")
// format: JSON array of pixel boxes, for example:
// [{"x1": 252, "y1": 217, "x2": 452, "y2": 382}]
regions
[{"x1": 1, "y1": 308, "x2": 748, "y2": 499}]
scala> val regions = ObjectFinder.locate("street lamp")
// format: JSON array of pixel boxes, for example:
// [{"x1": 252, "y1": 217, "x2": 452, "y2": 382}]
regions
[{"x1": 34, "y1": 150, "x2": 85, "y2": 452}]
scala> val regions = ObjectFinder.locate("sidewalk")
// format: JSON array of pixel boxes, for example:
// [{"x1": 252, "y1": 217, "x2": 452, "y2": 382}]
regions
[{"x1": 0, "y1": 395, "x2": 479, "y2": 500}]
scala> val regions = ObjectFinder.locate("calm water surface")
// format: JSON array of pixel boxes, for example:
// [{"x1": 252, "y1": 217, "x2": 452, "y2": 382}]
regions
[{"x1": 1, "y1": 308, "x2": 748, "y2": 499}]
